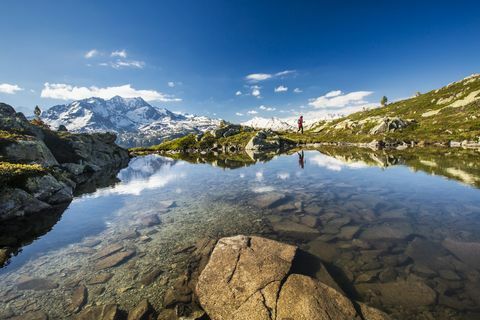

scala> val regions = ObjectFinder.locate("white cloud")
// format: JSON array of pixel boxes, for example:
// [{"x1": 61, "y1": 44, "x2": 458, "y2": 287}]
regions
[
  {"x1": 275, "y1": 70, "x2": 296, "y2": 77},
  {"x1": 310, "y1": 154, "x2": 369, "y2": 171},
  {"x1": 111, "y1": 49, "x2": 127, "y2": 58},
  {"x1": 277, "y1": 172, "x2": 290, "y2": 180},
  {"x1": 251, "y1": 85, "x2": 261, "y2": 97},
  {"x1": 235, "y1": 90, "x2": 242, "y2": 96},
  {"x1": 41, "y1": 83, "x2": 181, "y2": 102},
  {"x1": 245, "y1": 73, "x2": 272, "y2": 82},
  {"x1": 102, "y1": 59, "x2": 145, "y2": 69},
  {"x1": 274, "y1": 85, "x2": 288, "y2": 93},
  {"x1": 84, "y1": 49, "x2": 99, "y2": 59},
  {"x1": 235, "y1": 112, "x2": 244, "y2": 116},
  {"x1": 309, "y1": 90, "x2": 373, "y2": 109},
  {"x1": 247, "y1": 110, "x2": 258, "y2": 115},
  {"x1": 255, "y1": 171, "x2": 264, "y2": 181},
  {"x1": 168, "y1": 81, "x2": 175, "y2": 88},
  {"x1": 259, "y1": 105, "x2": 276, "y2": 111},
  {"x1": 293, "y1": 88, "x2": 302, "y2": 93},
  {"x1": 245, "y1": 70, "x2": 296, "y2": 83},
  {"x1": 325, "y1": 90, "x2": 342, "y2": 98},
  {"x1": 0, "y1": 83, "x2": 23, "y2": 94}
]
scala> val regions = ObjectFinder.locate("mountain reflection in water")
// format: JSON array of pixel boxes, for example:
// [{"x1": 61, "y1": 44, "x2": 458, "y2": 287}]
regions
[{"x1": 1, "y1": 148, "x2": 480, "y2": 319}]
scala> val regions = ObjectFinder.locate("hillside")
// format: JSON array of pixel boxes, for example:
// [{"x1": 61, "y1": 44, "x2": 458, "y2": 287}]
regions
[
  {"x1": 306, "y1": 73, "x2": 480, "y2": 145},
  {"x1": 132, "y1": 74, "x2": 480, "y2": 155}
]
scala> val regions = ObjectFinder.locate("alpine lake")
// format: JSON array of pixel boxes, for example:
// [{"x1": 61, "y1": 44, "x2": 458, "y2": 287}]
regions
[{"x1": 1, "y1": 146, "x2": 480, "y2": 319}]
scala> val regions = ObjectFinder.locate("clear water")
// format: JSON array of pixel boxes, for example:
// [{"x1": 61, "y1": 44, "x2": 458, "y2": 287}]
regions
[{"x1": 1, "y1": 148, "x2": 480, "y2": 319}]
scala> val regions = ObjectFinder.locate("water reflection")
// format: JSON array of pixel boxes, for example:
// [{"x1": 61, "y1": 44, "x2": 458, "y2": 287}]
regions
[
  {"x1": 1, "y1": 148, "x2": 480, "y2": 319},
  {"x1": 297, "y1": 150, "x2": 305, "y2": 169}
]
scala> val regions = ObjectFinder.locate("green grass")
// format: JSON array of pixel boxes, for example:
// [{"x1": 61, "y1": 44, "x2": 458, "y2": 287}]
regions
[
  {"x1": 308, "y1": 75, "x2": 480, "y2": 144},
  {"x1": 130, "y1": 129, "x2": 257, "y2": 154},
  {"x1": 0, "y1": 161, "x2": 47, "y2": 186}
]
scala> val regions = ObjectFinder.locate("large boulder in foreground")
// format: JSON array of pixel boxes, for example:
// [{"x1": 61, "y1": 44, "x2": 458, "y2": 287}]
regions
[
  {"x1": 196, "y1": 235, "x2": 390, "y2": 320},
  {"x1": 196, "y1": 235, "x2": 296, "y2": 320}
]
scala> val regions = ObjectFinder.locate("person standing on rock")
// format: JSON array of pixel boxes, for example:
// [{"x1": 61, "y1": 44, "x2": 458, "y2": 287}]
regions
[{"x1": 297, "y1": 115, "x2": 304, "y2": 134}]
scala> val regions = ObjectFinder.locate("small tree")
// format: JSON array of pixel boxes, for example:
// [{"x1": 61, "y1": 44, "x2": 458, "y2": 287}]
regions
[
  {"x1": 380, "y1": 96, "x2": 388, "y2": 107},
  {"x1": 34, "y1": 105, "x2": 41, "y2": 120},
  {"x1": 415, "y1": 91, "x2": 421, "y2": 97}
]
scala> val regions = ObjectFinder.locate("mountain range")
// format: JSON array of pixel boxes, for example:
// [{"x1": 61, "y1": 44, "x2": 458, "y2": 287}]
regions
[
  {"x1": 241, "y1": 117, "x2": 296, "y2": 131},
  {"x1": 41, "y1": 96, "x2": 221, "y2": 147}
]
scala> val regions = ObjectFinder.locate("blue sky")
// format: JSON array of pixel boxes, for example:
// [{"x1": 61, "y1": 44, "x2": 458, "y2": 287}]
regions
[{"x1": 1, "y1": 0, "x2": 480, "y2": 121}]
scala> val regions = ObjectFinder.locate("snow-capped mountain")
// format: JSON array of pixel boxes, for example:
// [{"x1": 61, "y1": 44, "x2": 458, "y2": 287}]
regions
[
  {"x1": 242, "y1": 117, "x2": 296, "y2": 131},
  {"x1": 42, "y1": 96, "x2": 221, "y2": 147}
]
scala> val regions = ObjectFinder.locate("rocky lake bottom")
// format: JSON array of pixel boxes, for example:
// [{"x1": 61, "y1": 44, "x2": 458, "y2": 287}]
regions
[{"x1": 1, "y1": 148, "x2": 480, "y2": 319}]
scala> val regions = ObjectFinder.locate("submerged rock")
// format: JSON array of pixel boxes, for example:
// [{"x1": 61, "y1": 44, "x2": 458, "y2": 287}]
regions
[
  {"x1": 139, "y1": 214, "x2": 161, "y2": 227},
  {"x1": 442, "y1": 238, "x2": 480, "y2": 270},
  {"x1": 76, "y1": 304, "x2": 120, "y2": 320},
  {"x1": 271, "y1": 220, "x2": 320, "y2": 240},
  {"x1": 355, "y1": 280, "x2": 437, "y2": 307},
  {"x1": 69, "y1": 285, "x2": 88, "y2": 313},
  {"x1": 9, "y1": 311, "x2": 49, "y2": 320},
  {"x1": 127, "y1": 299, "x2": 155, "y2": 320},
  {"x1": 139, "y1": 268, "x2": 163, "y2": 286},
  {"x1": 94, "y1": 249, "x2": 135, "y2": 270},
  {"x1": 93, "y1": 243, "x2": 124, "y2": 260},
  {"x1": 87, "y1": 273, "x2": 113, "y2": 285},
  {"x1": 17, "y1": 278, "x2": 58, "y2": 291},
  {"x1": 252, "y1": 192, "x2": 286, "y2": 208},
  {"x1": 360, "y1": 222, "x2": 413, "y2": 240}
]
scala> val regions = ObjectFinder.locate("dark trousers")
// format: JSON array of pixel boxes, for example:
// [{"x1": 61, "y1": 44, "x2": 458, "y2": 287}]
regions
[{"x1": 298, "y1": 126, "x2": 303, "y2": 134}]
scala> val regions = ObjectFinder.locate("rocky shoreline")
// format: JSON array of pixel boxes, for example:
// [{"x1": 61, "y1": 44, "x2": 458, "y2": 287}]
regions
[{"x1": 0, "y1": 103, "x2": 130, "y2": 267}]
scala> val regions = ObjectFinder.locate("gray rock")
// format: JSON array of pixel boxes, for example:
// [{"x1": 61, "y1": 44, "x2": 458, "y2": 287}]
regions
[
  {"x1": 3, "y1": 139, "x2": 58, "y2": 167},
  {"x1": 369, "y1": 117, "x2": 414, "y2": 135},
  {"x1": 25, "y1": 174, "x2": 73, "y2": 204},
  {"x1": 0, "y1": 188, "x2": 50, "y2": 219}
]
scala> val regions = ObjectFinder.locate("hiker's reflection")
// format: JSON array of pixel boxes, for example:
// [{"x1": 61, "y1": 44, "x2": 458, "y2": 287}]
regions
[{"x1": 297, "y1": 150, "x2": 305, "y2": 169}]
